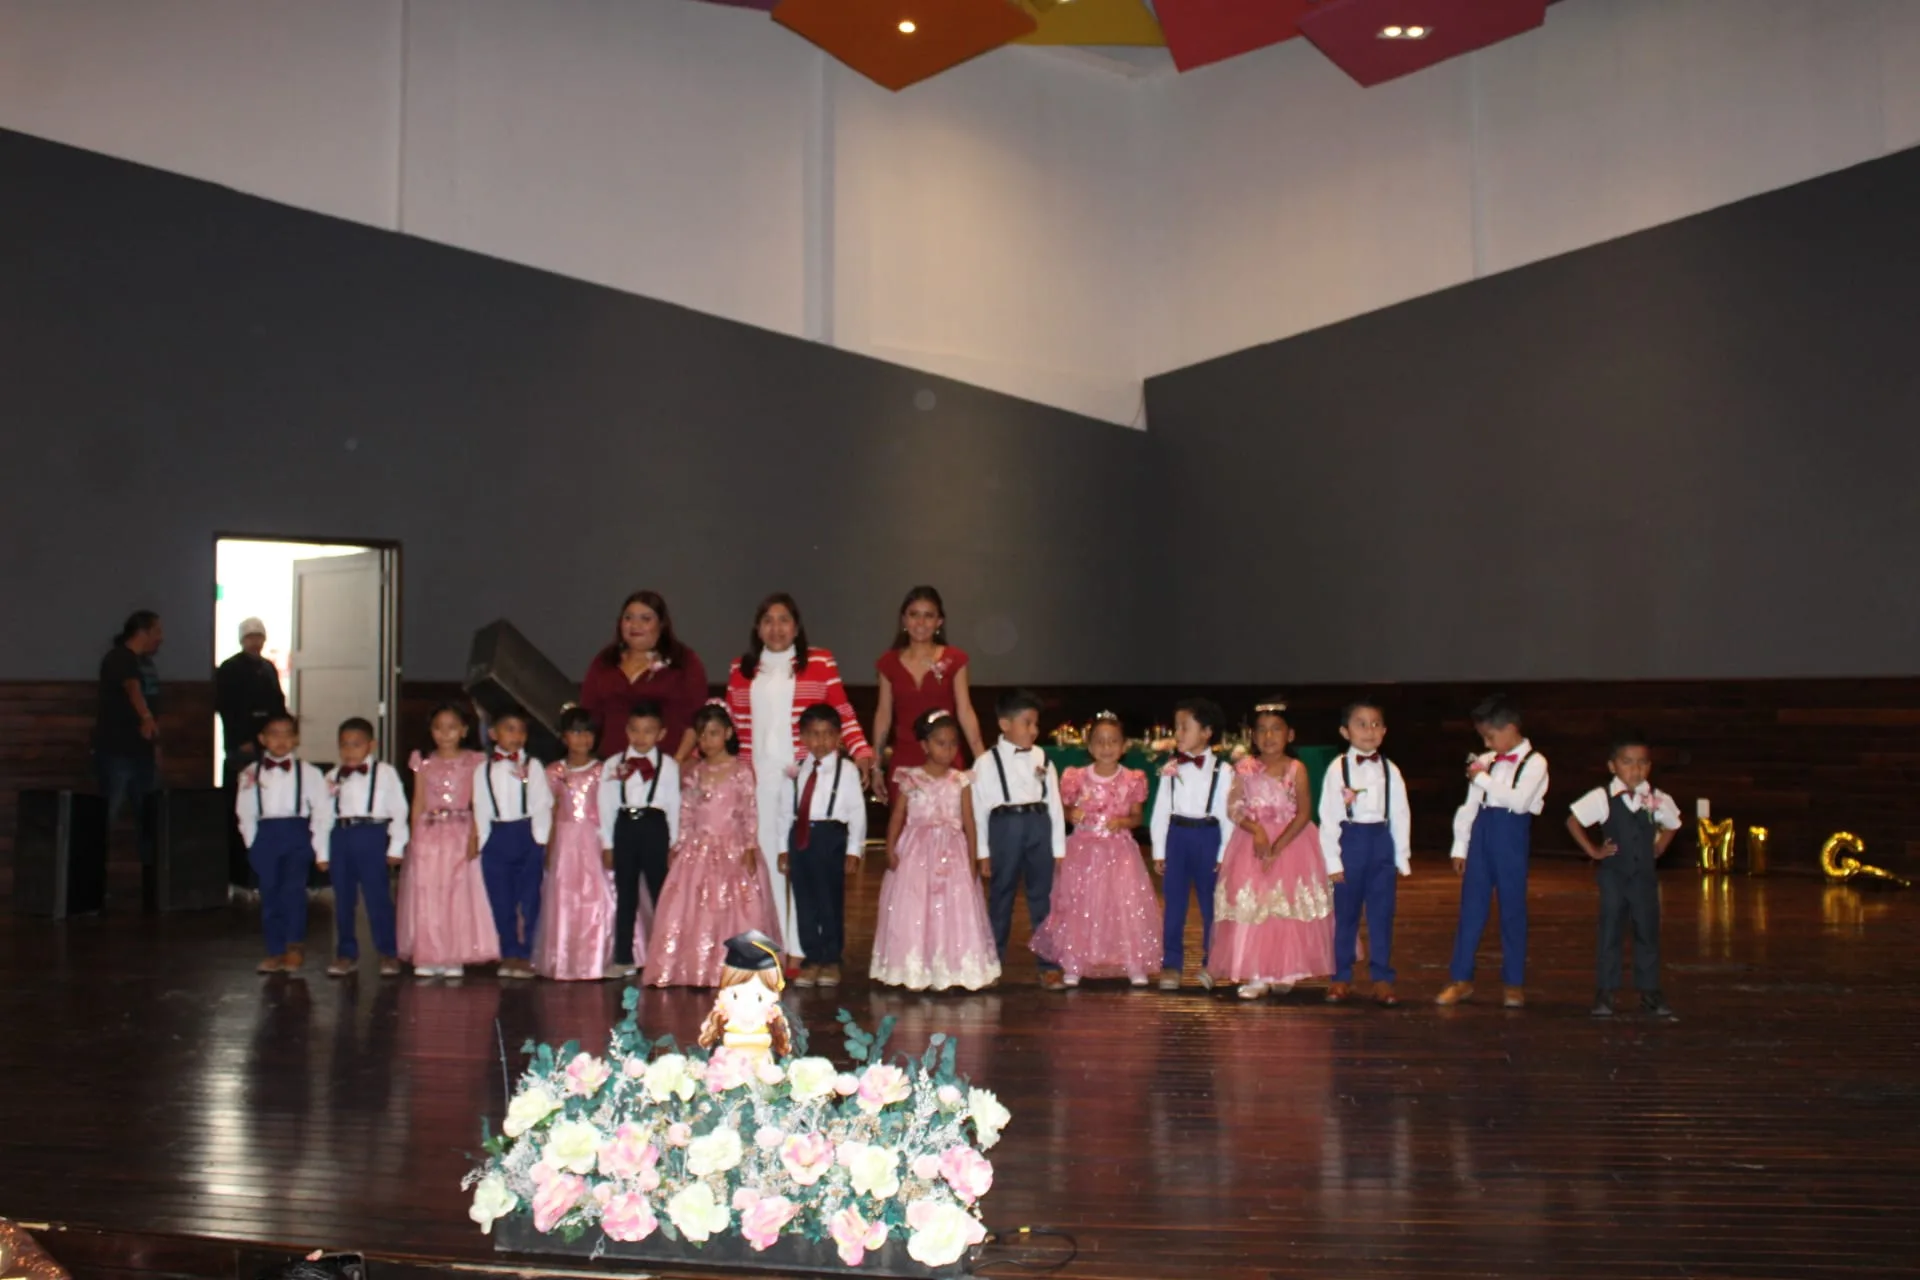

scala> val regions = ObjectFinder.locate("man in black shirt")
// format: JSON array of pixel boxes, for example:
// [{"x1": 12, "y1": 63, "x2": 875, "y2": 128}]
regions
[
  {"x1": 95, "y1": 609, "x2": 165, "y2": 868},
  {"x1": 217, "y1": 617, "x2": 287, "y2": 886}
]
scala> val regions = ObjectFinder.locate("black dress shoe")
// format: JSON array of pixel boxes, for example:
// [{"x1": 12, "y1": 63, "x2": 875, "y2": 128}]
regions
[
  {"x1": 1641, "y1": 992, "x2": 1678, "y2": 1021},
  {"x1": 1590, "y1": 992, "x2": 1615, "y2": 1018}
]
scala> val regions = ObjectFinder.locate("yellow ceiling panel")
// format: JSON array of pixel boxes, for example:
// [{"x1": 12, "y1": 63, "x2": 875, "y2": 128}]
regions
[{"x1": 1012, "y1": 0, "x2": 1166, "y2": 46}]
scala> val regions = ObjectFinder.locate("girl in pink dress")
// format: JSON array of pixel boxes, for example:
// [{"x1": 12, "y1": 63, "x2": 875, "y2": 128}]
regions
[
  {"x1": 534, "y1": 708, "x2": 621, "y2": 981},
  {"x1": 642, "y1": 705, "x2": 779, "y2": 988},
  {"x1": 398, "y1": 704, "x2": 501, "y2": 979},
  {"x1": 1213, "y1": 701, "x2": 1334, "y2": 999},
  {"x1": 1031, "y1": 713, "x2": 1158, "y2": 987},
  {"x1": 871, "y1": 710, "x2": 1000, "y2": 991}
]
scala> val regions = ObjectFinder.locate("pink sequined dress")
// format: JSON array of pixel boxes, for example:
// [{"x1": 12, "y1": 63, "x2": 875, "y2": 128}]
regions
[
  {"x1": 1212, "y1": 757, "x2": 1334, "y2": 985},
  {"x1": 641, "y1": 757, "x2": 778, "y2": 988},
  {"x1": 1030, "y1": 765, "x2": 1159, "y2": 981},
  {"x1": 398, "y1": 749, "x2": 501, "y2": 969},
  {"x1": 871, "y1": 767, "x2": 1000, "y2": 991},
  {"x1": 534, "y1": 761, "x2": 623, "y2": 981}
]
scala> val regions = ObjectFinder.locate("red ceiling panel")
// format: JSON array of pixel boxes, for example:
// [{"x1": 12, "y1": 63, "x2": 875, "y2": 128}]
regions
[
  {"x1": 1299, "y1": 0, "x2": 1546, "y2": 87},
  {"x1": 1154, "y1": 0, "x2": 1315, "y2": 74},
  {"x1": 773, "y1": 0, "x2": 1037, "y2": 91}
]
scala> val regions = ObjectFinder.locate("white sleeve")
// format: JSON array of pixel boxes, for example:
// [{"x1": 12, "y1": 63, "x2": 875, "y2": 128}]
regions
[
  {"x1": 1449, "y1": 783, "x2": 1481, "y2": 861},
  {"x1": 971, "y1": 761, "x2": 993, "y2": 861},
  {"x1": 1389, "y1": 764, "x2": 1411, "y2": 874},
  {"x1": 473, "y1": 761, "x2": 494, "y2": 849},
  {"x1": 598, "y1": 759, "x2": 621, "y2": 851},
  {"x1": 528, "y1": 758, "x2": 554, "y2": 844},
  {"x1": 1568, "y1": 787, "x2": 1611, "y2": 829},
  {"x1": 236, "y1": 765, "x2": 260, "y2": 848},
  {"x1": 847, "y1": 774, "x2": 868, "y2": 855},
  {"x1": 1046, "y1": 763, "x2": 1067, "y2": 860},
  {"x1": 661, "y1": 757, "x2": 682, "y2": 845},
  {"x1": 1317, "y1": 766, "x2": 1345, "y2": 875},
  {"x1": 379, "y1": 764, "x2": 410, "y2": 859},
  {"x1": 1209, "y1": 763, "x2": 1232, "y2": 863},
  {"x1": 306, "y1": 764, "x2": 335, "y2": 855},
  {"x1": 1653, "y1": 789, "x2": 1684, "y2": 831},
  {"x1": 776, "y1": 771, "x2": 797, "y2": 855},
  {"x1": 1148, "y1": 770, "x2": 1171, "y2": 862},
  {"x1": 1474, "y1": 754, "x2": 1549, "y2": 814}
]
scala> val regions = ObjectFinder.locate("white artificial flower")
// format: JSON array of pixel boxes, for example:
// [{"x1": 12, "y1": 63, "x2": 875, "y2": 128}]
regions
[
  {"x1": 967, "y1": 1087, "x2": 1011, "y2": 1150},
  {"x1": 906, "y1": 1198, "x2": 986, "y2": 1267},
  {"x1": 543, "y1": 1118, "x2": 604, "y2": 1175},
  {"x1": 754, "y1": 1125, "x2": 787, "y2": 1151},
  {"x1": 643, "y1": 1053, "x2": 700, "y2": 1103},
  {"x1": 786, "y1": 1057, "x2": 838, "y2": 1102},
  {"x1": 468, "y1": 1174, "x2": 516, "y2": 1233},
  {"x1": 502, "y1": 1085, "x2": 561, "y2": 1138},
  {"x1": 840, "y1": 1141, "x2": 901, "y2": 1198},
  {"x1": 665, "y1": 1182, "x2": 731, "y2": 1243},
  {"x1": 685, "y1": 1126, "x2": 745, "y2": 1177}
]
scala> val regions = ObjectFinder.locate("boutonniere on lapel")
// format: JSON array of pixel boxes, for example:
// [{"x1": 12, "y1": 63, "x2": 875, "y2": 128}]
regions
[
  {"x1": 1157, "y1": 759, "x2": 1180, "y2": 779},
  {"x1": 783, "y1": 763, "x2": 801, "y2": 781},
  {"x1": 642, "y1": 654, "x2": 670, "y2": 679},
  {"x1": 1032, "y1": 758, "x2": 1048, "y2": 783},
  {"x1": 928, "y1": 655, "x2": 949, "y2": 685}
]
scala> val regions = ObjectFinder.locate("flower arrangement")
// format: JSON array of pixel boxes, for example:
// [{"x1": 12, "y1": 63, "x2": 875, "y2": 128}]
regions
[{"x1": 467, "y1": 989, "x2": 1008, "y2": 1271}]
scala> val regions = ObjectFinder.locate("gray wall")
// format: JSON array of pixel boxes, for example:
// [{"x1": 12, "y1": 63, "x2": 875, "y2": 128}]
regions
[
  {"x1": 1144, "y1": 144, "x2": 1920, "y2": 684},
  {"x1": 0, "y1": 129, "x2": 1152, "y2": 685}
]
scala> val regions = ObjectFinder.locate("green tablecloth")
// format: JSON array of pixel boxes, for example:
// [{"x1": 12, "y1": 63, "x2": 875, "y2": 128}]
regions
[{"x1": 1042, "y1": 744, "x2": 1342, "y2": 816}]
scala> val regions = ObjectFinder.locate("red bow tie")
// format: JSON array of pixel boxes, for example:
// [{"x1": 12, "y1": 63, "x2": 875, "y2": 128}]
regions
[
  {"x1": 1175, "y1": 752, "x2": 1208, "y2": 769},
  {"x1": 1354, "y1": 753, "x2": 1379, "y2": 764},
  {"x1": 623, "y1": 757, "x2": 657, "y2": 783},
  {"x1": 492, "y1": 751, "x2": 520, "y2": 765},
  {"x1": 1495, "y1": 753, "x2": 1520, "y2": 764},
  {"x1": 339, "y1": 764, "x2": 368, "y2": 777},
  {"x1": 263, "y1": 758, "x2": 292, "y2": 772}
]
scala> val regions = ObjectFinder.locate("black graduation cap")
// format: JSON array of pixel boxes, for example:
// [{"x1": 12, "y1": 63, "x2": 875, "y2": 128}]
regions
[{"x1": 722, "y1": 931, "x2": 783, "y2": 975}]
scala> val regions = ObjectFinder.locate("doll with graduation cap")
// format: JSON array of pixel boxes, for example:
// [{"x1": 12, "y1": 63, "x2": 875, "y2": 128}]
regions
[{"x1": 697, "y1": 930, "x2": 792, "y2": 1062}]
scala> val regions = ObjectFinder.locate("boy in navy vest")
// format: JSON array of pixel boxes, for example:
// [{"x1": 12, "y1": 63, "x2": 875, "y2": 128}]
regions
[
  {"x1": 324, "y1": 717, "x2": 409, "y2": 978},
  {"x1": 1149, "y1": 698, "x2": 1230, "y2": 991},
  {"x1": 973, "y1": 689, "x2": 1067, "y2": 989},
  {"x1": 236, "y1": 711, "x2": 332, "y2": 974},
  {"x1": 1437, "y1": 696, "x2": 1549, "y2": 1008},
  {"x1": 1318, "y1": 699, "x2": 1411, "y2": 1006},
  {"x1": 777, "y1": 703, "x2": 867, "y2": 989},
  {"x1": 474, "y1": 708, "x2": 553, "y2": 980},
  {"x1": 1567, "y1": 731, "x2": 1681, "y2": 1019}
]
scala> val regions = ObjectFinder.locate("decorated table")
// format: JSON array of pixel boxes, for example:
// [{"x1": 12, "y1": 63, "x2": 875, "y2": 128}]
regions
[{"x1": 1041, "y1": 743, "x2": 1342, "y2": 816}]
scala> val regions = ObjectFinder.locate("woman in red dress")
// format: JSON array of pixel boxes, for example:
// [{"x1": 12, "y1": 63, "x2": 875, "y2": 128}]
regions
[
  {"x1": 872, "y1": 586, "x2": 988, "y2": 774},
  {"x1": 578, "y1": 591, "x2": 709, "y2": 762}
]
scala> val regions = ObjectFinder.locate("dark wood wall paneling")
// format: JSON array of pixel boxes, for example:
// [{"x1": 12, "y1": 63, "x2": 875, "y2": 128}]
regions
[{"x1": 7, "y1": 676, "x2": 1915, "y2": 881}]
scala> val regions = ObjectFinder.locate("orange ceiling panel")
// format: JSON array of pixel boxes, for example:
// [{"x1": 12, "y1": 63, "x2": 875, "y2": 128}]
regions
[{"x1": 773, "y1": 0, "x2": 1038, "y2": 91}]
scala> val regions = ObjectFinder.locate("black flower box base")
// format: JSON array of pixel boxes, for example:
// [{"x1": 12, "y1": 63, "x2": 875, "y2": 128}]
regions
[{"x1": 494, "y1": 1213, "x2": 964, "y2": 1278}]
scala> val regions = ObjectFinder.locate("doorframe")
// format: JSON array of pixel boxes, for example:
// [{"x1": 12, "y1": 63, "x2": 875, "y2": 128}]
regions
[{"x1": 211, "y1": 532, "x2": 405, "y2": 764}]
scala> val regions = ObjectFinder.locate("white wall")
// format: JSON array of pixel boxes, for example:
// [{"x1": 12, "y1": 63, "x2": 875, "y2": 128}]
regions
[{"x1": 4, "y1": 0, "x2": 1919, "y2": 422}]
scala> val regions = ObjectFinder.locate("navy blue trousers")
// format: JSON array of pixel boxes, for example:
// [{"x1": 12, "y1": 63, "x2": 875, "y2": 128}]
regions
[
  {"x1": 987, "y1": 809, "x2": 1059, "y2": 972},
  {"x1": 329, "y1": 823, "x2": 397, "y2": 960},
  {"x1": 250, "y1": 816, "x2": 314, "y2": 956},
  {"x1": 1332, "y1": 821, "x2": 1397, "y2": 983},
  {"x1": 481, "y1": 819, "x2": 543, "y2": 960},
  {"x1": 788, "y1": 820, "x2": 851, "y2": 966},
  {"x1": 1161, "y1": 821, "x2": 1221, "y2": 971},
  {"x1": 1449, "y1": 808, "x2": 1532, "y2": 985}
]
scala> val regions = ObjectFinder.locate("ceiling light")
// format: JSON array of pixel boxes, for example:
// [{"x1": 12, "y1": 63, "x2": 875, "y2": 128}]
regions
[
  {"x1": 1380, "y1": 25, "x2": 1403, "y2": 37},
  {"x1": 1406, "y1": 25, "x2": 1428, "y2": 38},
  {"x1": 898, "y1": 19, "x2": 916, "y2": 34}
]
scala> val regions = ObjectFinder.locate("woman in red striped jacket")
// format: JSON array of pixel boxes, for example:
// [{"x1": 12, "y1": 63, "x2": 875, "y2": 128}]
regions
[{"x1": 726, "y1": 593, "x2": 875, "y2": 966}]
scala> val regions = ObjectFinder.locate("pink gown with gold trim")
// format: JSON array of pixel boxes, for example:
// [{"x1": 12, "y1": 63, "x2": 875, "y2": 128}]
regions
[{"x1": 1212, "y1": 757, "x2": 1334, "y2": 985}]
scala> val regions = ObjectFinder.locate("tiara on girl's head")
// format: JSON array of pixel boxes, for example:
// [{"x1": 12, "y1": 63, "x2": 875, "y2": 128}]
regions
[
  {"x1": 705, "y1": 697, "x2": 727, "y2": 708},
  {"x1": 1253, "y1": 701, "x2": 1288, "y2": 714},
  {"x1": 1088, "y1": 710, "x2": 1122, "y2": 724}
]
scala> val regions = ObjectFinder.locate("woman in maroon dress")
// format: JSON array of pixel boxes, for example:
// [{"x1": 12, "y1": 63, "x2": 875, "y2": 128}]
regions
[
  {"x1": 872, "y1": 586, "x2": 988, "y2": 773},
  {"x1": 579, "y1": 591, "x2": 709, "y2": 762}
]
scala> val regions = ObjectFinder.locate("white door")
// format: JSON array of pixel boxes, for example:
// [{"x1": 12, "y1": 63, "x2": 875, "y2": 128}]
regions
[{"x1": 290, "y1": 549, "x2": 397, "y2": 764}]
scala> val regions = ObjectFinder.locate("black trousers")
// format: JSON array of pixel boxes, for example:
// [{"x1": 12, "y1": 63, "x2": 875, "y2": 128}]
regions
[
  {"x1": 788, "y1": 820, "x2": 850, "y2": 965},
  {"x1": 612, "y1": 809, "x2": 670, "y2": 965},
  {"x1": 987, "y1": 808, "x2": 1059, "y2": 972},
  {"x1": 1596, "y1": 862, "x2": 1662, "y2": 993}
]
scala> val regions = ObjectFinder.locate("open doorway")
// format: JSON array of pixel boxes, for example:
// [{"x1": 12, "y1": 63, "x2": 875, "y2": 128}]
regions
[{"x1": 213, "y1": 537, "x2": 401, "y2": 779}]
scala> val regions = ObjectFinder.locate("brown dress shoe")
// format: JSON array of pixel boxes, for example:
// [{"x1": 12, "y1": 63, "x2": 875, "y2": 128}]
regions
[
  {"x1": 378, "y1": 956, "x2": 402, "y2": 978},
  {"x1": 1040, "y1": 970, "x2": 1067, "y2": 991},
  {"x1": 1434, "y1": 981, "x2": 1475, "y2": 1006},
  {"x1": 818, "y1": 965, "x2": 842, "y2": 988},
  {"x1": 1325, "y1": 981, "x2": 1352, "y2": 1004},
  {"x1": 256, "y1": 954, "x2": 286, "y2": 975},
  {"x1": 326, "y1": 956, "x2": 355, "y2": 978},
  {"x1": 284, "y1": 945, "x2": 306, "y2": 970},
  {"x1": 1371, "y1": 981, "x2": 1399, "y2": 1007},
  {"x1": 1503, "y1": 986, "x2": 1526, "y2": 1009},
  {"x1": 793, "y1": 966, "x2": 817, "y2": 989},
  {"x1": 1157, "y1": 969, "x2": 1182, "y2": 991}
]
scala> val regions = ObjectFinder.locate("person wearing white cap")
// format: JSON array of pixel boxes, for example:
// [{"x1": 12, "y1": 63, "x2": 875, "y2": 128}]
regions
[{"x1": 218, "y1": 617, "x2": 288, "y2": 886}]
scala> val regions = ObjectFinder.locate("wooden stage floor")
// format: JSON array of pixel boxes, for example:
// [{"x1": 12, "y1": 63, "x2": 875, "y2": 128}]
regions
[{"x1": 3, "y1": 862, "x2": 1917, "y2": 1280}]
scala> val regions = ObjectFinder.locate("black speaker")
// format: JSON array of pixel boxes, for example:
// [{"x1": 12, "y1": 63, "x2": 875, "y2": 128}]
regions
[
  {"x1": 151, "y1": 788, "x2": 233, "y2": 911},
  {"x1": 466, "y1": 619, "x2": 573, "y2": 761},
  {"x1": 12, "y1": 789, "x2": 108, "y2": 917}
]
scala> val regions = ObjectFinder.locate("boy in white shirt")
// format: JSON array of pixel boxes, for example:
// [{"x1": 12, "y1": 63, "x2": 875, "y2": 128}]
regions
[
  {"x1": 598, "y1": 698, "x2": 681, "y2": 978},
  {"x1": 973, "y1": 690, "x2": 1068, "y2": 990},
  {"x1": 1148, "y1": 698, "x2": 1230, "y2": 991},
  {"x1": 777, "y1": 703, "x2": 867, "y2": 988},
  {"x1": 236, "y1": 711, "x2": 332, "y2": 975},
  {"x1": 323, "y1": 716, "x2": 409, "y2": 978},
  {"x1": 1566, "y1": 730, "x2": 1681, "y2": 1020},
  {"x1": 474, "y1": 708, "x2": 554, "y2": 980},
  {"x1": 1317, "y1": 700, "x2": 1411, "y2": 1006}
]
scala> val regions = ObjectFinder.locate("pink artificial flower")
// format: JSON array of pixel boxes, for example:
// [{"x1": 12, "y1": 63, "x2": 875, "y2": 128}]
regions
[
  {"x1": 911, "y1": 1153, "x2": 942, "y2": 1182},
  {"x1": 736, "y1": 1192, "x2": 799, "y2": 1251},
  {"x1": 563, "y1": 1052, "x2": 612, "y2": 1098},
  {"x1": 622, "y1": 1057, "x2": 647, "y2": 1078},
  {"x1": 1157, "y1": 761, "x2": 1180, "y2": 779},
  {"x1": 665, "y1": 1122, "x2": 693, "y2": 1148},
  {"x1": 599, "y1": 1190, "x2": 658, "y2": 1243},
  {"x1": 938, "y1": 1145, "x2": 995, "y2": 1203},
  {"x1": 856, "y1": 1063, "x2": 911, "y2": 1114},
  {"x1": 779, "y1": 1131, "x2": 836, "y2": 1185},
  {"x1": 598, "y1": 1124, "x2": 660, "y2": 1189},
  {"x1": 783, "y1": 764, "x2": 801, "y2": 781},
  {"x1": 703, "y1": 1047, "x2": 755, "y2": 1092},
  {"x1": 833, "y1": 1073, "x2": 861, "y2": 1097},
  {"x1": 1234, "y1": 756, "x2": 1262, "y2": 777},
  {"x1": 529, "y1": 1164, "x2": 585, "y2": 1234},
  {"x1": 756, "y1": 1060, "x2": 786, "y2": 1086},
  {"x1": 828, "y1": 1206, "x2": 890, "y2": 1266}
]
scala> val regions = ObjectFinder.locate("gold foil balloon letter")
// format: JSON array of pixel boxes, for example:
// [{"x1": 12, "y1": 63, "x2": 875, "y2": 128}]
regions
[
  {"x1": 1819, "y1": 832, "x2": 1912, "y2": 888},
  {"x1": 1746, "y1": 826, "x2": 1769, "y2": 877},
  {"x1": 1696, "y1": 817, "x2": 1734, "y2": 874}
]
